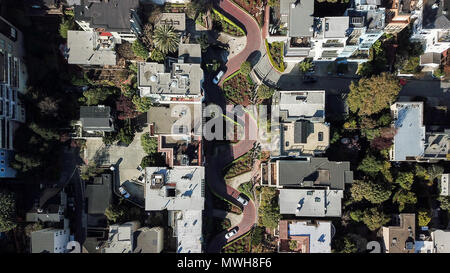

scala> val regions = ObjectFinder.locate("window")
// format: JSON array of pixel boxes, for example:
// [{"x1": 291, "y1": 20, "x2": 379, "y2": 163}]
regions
[
  {"x1": 318, "y1": 132, "x2": 323, "y2": 141},
  {"x1": 285, "y1": 141, "x2": 289, "y2": 147}
]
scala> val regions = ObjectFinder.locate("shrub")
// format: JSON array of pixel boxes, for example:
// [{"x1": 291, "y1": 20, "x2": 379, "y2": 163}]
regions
[
  {"x1": 141, "y1": 133, "x2": 158, "y2": 154},
  {"x1": 131, "y1": 40, "x2": 149, "y2": 60}
]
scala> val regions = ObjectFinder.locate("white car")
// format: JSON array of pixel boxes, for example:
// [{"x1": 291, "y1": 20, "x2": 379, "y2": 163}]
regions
[
  {"x1": 225, "y1": 228, "x2": 238, "y2": 240},
  {"x1": 118, "y1": 186, "x2": 130, "y2": 199},
  {"x1": 237, "y1": 195, "x2": 248, "y2": 206},
  {"x1": 213, "y1": 70, "x2": 225, "y2": 84}
]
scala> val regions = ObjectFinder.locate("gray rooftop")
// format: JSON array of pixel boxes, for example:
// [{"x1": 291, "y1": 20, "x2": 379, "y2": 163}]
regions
[
  {"x1": 391, "y1": 102, "x2": 425, "y2": 161},
  {"x1": 433, "y1": 229, "x2": 450, "y2": 253},
  {"x1": 133, "y1": 227, "x2": 164, "y2": 253},
  {"x1": 178, "y1": 43, "x2": 202, "y2": 64},
  {"x1": 74, "y1": 0, "x2": 139, "y2": 32},
  {"x1": 144, "y1": 166, "x2": 205, "y2": 211},
  {"x1": 138, "y1": 61, "x2": 203, "y2": 97},
  {"x1": 279, "y1": 188, "x2": 343, "y2": 217},
  {"x1": 276, "y1": 158, "x2": 353, "y2": 190},
  {"x1": 281, "y1": 0, "x2": 314, "y2": 37},
  {"x1": 322, "y1": 17, "x2": 349, "y2": 38},
  {"x1": 155, "y1": 13, "x2": 186, "y2": 32},
  {"x1": 420, "y1": 52, "x2": 442, "y2": 65},
  {"x1": 31, "y1": 228, "x2": 69, "y2": 253},
  {"x1": 277, "y1": 90, "x2": 325, "y2": 122},
  {"x1": 147, "y1": 103, "x2": 202, "y2": 136},
  {"x1": 80, "y1": 105, "x2": 114, "y2": 132},
  {"x1": 67, "y1": 31, "x2": 117, "y2": 66},
  {"x1": 423, "y1": 0, "x2": 450, "y2": 29},
  {"x1": 85, "y1": 174, "x2": 112, "y2": 215}
]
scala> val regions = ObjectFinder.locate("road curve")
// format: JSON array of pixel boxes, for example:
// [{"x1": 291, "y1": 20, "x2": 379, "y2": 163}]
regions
[{"x1": 217, "y1": 0, "x2": 262, "y2": 85}]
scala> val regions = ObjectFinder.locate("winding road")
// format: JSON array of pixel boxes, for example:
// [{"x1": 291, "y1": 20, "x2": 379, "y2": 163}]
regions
[{"x1": 205, "y1": 0, "x2": 262, "y2": 253}]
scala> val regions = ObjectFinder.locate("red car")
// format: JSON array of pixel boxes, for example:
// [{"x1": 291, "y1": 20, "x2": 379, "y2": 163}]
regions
[{"x1": 399, "y1": 79, "x2": 407, "y2": 86}]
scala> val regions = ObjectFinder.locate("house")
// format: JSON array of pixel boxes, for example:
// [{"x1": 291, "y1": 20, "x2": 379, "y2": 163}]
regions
[
  {"x1": 411, "y1": 0, "x2": 450, "y2": 70},
  {"x1": 133, "y1": 226, "x2": 164, "y2": 253},
  {"x1": 261, "y1": 157, "x2": 353, "y2": 190},
  {"x1": 441, "y1": 173, "x2": 449, "y2": 196},
  {"x1": 278, "y1": 220, "x2": 333, "y2": 253},
  {"x1": 389, "y1": 102, "x2": 449, "y2": 162},
  {"x1": 147, "y1": 103, "x2": 203, "y2": 167},
  {"x1": 0, "y1": 16, "x2": 27, "y2": 178},
  {"x1": 381, "y1": 213, "x2": 416, "y2": 253},
  {"x1": 144, "y1": 166, "x2": 205, "y2": 253},
  {"x1": 102, "y1": 221, "x2": 140, "y2": 253},
  {"x1": 384, "y1": 0, "x2": 418, "y2": 34},
  {"x1": 137, "y1": 59, "x2": 204, "y2": 103},
  {"x1": 312, "y1": 16, "x2": 350, "y2": 61},
  {"x1": 67, "y1": 31, "x2": 117, "y2": 66},
  {"x1": 431, "y1": 229, "x2": 450, "y2": 253},
  {"x1": 78, "y1": 105, "x2": 114, "y2": 138},
  {"x1": 26, "y1": 186, "x2": 67, "y2": 223},
  {"x1": 155, "y1": 13, "x2": 186, "y2": 32},
  {"x1": 271, "y1": 90, "x2": 329, "y2": 157},
  {"x1": 85, "y1": 174, "x2": 112, "y2": 229},
  {"x1": 31, "y1": 228, "x2": 70, "y2": 253},
  {"x1": 74, "y1": 0, "x2": 142, "y2": 44}
]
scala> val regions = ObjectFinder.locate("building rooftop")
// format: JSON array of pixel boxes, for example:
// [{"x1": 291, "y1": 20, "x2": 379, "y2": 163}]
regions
[
  {"x1": 276, "y1": 158, "x2": 353, "y2": 190},
  {"x1": 423, "y1": 0, "x2": 450, "y2": 29},
  {"x1": 281, "y1": 0, "x2": 314, "y2": 37},
  {"x1": 103, "y1": 221, "x2": 140, "y2": 253},
  {"x1": 441, "y1": 174, "x2": 449, "y2": 196},
  {"x1": 138, "y1": 61, "x2": 203, "y2": 98},
  {"x1": 80, "y1": 105, "x2": 114, "y2": 132},
  {"x1": 322, "y1": 17, "x2": 349, "y2": 38},
  {"x1": 85, "y1": 174, "x2": 112, "y2": 215},
  {"x1": 133, "y1": 227, "x2": 164, "y2": 253},
  {"x1": 381, "y1": 214, "x2": 416, "y2": 253},
  {"x1": 147, "y1": 103, "x2": 202, "y2": 136},
  {"x1": 390, "y1": 102, "x2": 425, "y2": 161},
  {"x1": 424, "y1": 131, "x2": 449, "y2": 160},
  {"x1": 279, "y1": 188, "x2": 343, "y2": 217},
  {"x1": 144, "y1": 166, "x2": 205, "y2": 211},
  {"x1": 276, "y1": 90, "x2": 325, "y2": 122},
  {"x1": 178, "y1": 43, "x2": 202, "y2": 64},
  {"x1": 31, "y1": 228, "x2": 69, "y2": 253},
  {"x1": 67, "y1": 31, "x2": 117, "y2": 66},
  {"x1": 74, "y1": 0, "x2": 140, "y2": 32},
  {"x1": 174, "y1": 210, "x2": 203, "y2": 253},
  {"x1": 279, "y1": 220, "x2": 332, "y2": 253},
  {"x1": 155, "y1": 13, "x2": 186, "y2": 32},
  {"x1": 420, "y1": 52, "x2": 442, "y2": 65},
  {"x1": 433, "y1": 229, "x2": 450, "y2": 253}
]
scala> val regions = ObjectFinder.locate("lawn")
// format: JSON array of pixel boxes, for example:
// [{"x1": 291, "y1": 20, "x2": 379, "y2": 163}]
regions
[
  {"x1": 222, "y1": 72, "x2": 255, "y2": 106},
  {"x1": 232, "y1": 0, "x2": 265, "y2": 26},
  {"x1": 223, "y1": 152, "x2": 253, "y2": 179},
  {"x1": 265, "y1": 40, "x2": 285, "y2": 72}
]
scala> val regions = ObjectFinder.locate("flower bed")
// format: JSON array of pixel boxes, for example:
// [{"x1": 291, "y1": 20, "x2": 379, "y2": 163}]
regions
[
  {"x1": 223, "y1": 152, "x2": 252, "y2": 179},
  {"x1": 212, "y1": 9, "x2": 245, "y2": 37},
  {"x1": 222, "y1": 71, "x2": 254, "y2": 106},
  {"x1": 265, "y1": 40, "x2": 285, "y2": 72},
  {"x1": 232, "y1": 0, "x2": 265, "y2": 27}
]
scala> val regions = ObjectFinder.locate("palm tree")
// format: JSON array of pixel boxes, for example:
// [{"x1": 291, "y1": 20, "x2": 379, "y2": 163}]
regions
[{"x1": 152, "y1": 25, "x2": 179, "y2": 54}]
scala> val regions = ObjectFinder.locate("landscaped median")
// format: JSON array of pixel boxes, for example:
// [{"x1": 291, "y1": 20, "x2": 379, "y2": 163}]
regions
[
  {"x1": 212, "y1": 8, "x2": 245, "y2": 37},
  {"x1": 223, "y1": 152, "x2": 253, "y2": 180},
  {"x1": 222, "y1": 69, "x2": 255, "y2": 105},
  {"x1": 265, "y1": 39, "x2": 285, "y2": 72}
]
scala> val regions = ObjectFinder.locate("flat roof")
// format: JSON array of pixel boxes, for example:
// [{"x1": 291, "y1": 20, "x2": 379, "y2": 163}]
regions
[
  {"x1": 279, "y1": 188, "x2": 343, "y2": 217},
  {"x1": 175, "y1": 210, "x2": 203, "y2": 253},
  {"x1": 323, "y1": 17, "x2": 349, "y2": 38},
  {"x1": 178, "y1": 43, "x2": 202, "y2": 64},
  {"x1": 391, "y1": 102, "x2": 425, "y2": 161},
  {"x1": 155, "y1": 13, "x2": 186, "y2": 32},
  {"x1": 67, "y1": 31, "x2": 117, "y2": 66},
  {"x1": 282, "y1": 0, "x2": 314, "y2": 37},
  {"x1": 433, "y1": 229, "x2": 450, "y2": 253},
  {"x1": 277, "y1": 91, "x2": 325, "y2": 122},
  {"x1": 287, "y1": 220, "x2": 332, "y2": 253},
  {"x1": 147, "y1": 103, "x2": 202, "y2": 136},
  {"x1": 85, "y1": 174, "x2": 112, "y2": 215},
  {"x1": 382, "y1": 214, "x2": 415, "y2": 253},
  {"x1": 144, "y1": 166, "x2": 205, "y2": 211}
]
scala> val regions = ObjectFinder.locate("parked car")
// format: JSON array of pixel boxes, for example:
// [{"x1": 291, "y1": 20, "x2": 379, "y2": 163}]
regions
[
  {"x1": 118, "y1": 186, "x2": 130, "y2": 199},
  {"x1": 302, "y1": 75, "x2": 317, "y2": 83},
  {"x1": 237, "y1": 195, "x2": 248, "y2": 206},
  {"x1": 137, "y1": 165, "x2": 143, "y2": 172},
  {"x1": 213, "y1": 70, "x2": 225, "y2": 84},
  {"x1": 399, "y1": 78, "x2": 407, "y2": 86},
  {"x1": 225, "y1": 227, "x2": 238, "y2": 240}
]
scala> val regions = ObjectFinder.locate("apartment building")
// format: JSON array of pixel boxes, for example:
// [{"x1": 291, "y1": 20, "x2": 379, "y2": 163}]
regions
[{"x1": 0, "y1": 16, "x2": 27, "y2": 178}]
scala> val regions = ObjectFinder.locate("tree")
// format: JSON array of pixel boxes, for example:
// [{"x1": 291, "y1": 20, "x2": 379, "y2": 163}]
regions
[
  {"x1": 361, "y1": 208, "x2": 390, "y2": 231},
  {"x1": 0, "y1": 190, "x2": 16, "y2": 232},
  {"x1": 370, "y1": 136, "x2": 393, "y2": 151},
  {"x1": 25, "y1": 223, "x2": 43, "y2": 237},
  {"x1": 131, "y1": 39, "x2": 149, "y2": 60},
  {"x1": 334, "y1": 237, "x2": 358, "y2": 253},
  {"x1": 289, "y1": 240, "x2": 298, "y2": 251},
  {"x1": 240, "y1": 61, "x2": 252, "y2": 75},
  {"x1": 418, "y1": 209, "x2": 431, "y2": 227},
  {"x1": 395, "y1": 172, "x2": 415, "y2": 191},
  {"x1": 437, "y1": 196, "x2": 450, "y2": 211},
  {"x1": 81, "y1": 87, "x2": 117, "y2": 106},
  {"x1": 357, "y1": 154, "x2": 384, "y2": 176},
  {"x1": 196, "y1": 33, "x2": 210, "y2": 52},
  {"x1": 427, "y1": 165, "x2": 444, "y2": 183},
  {"x1": 140, "y1": 154, "x2": 166, "y2": 168},
  {"x1": 29, "y1": 123, "x2": 60, "y2": 141},
  {"x1": 251, "y1": 226, "x2": 265, "y2": 246},
  {"x1": 350, "y1": 180, "x2": 391, "y2": 204},
  {"x1": 350, "y1": 210, "x2": 364, "y2": 222},
  {"x1": 117, "y1": 122, "x2": 135, "y2": 145},
  {"x1": 38, "y1": 97, "x2": 59, "y2": 117},
  {"x1": 393, "y1": 189, "x2": 417, "y2": 212},
  {"x1": 141, "y1": 133, "x2": 158, "y2": 154},
  {"x1": 347, "y1": 73, "x2": 401, "y2": 116},
  {"x1": 105, "y1": 204, "x2": 125, "y2": 223},
  {"x1": 152, "y1": 25, "x2": 179, "y2": 54},
  {"x1": 150, "y1": 49, "x2": 165, "y2": 62},
  {"x1": 187, "y1": 0, "x2": 213, "y2": 16},
  {"x1": 132, "y1": 96, "x2": 153, "y2": 112},
  {"x1": 267, "y1": 0, "x2": 280, "y2": 6},
  {"x1": 116, "y1": 95, "x2": 139, "y2": 120},
  {"x1": 59, "y1": 17, "x2": 74, "y2": 39},
  {"x1": 257, "y1": 84, "x2": 275, "y2": 100}
]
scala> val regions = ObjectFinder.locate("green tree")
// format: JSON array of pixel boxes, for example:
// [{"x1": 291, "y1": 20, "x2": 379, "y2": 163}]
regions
[
  {"x1": 334, "y1": 237, "x2": 358, "y2": 253},
  {"x1": 361, "y1": 208, "x2": 390, "y2": 231},
  {"x1": 0, "y1": 190, "x2": 16, "y2": 232},
  {"x1": 393, "y1": 189, "x2": 417, "y2": 212},
  {"x1": 395, "y1": 172, "x2": 415, "y2": 191},
  {"x1": 150, "y1": 48, "x2": 165, "y2": 62},
  {"x1": 140, "y1": 153, "x2": 166, "y2": 168},
  {"x1": 257, "y1": 84, "x2": 275, "y2": 100},
  {"x1": 81, "y1": 87, "x2": 117, "y2": 106},
  {"x1": 105, "y1": 204, "x2": 125, "y2": 223},
  {"x1": 289, "y1": 240, "x2": 298, "y2": 251},
  {"x1": 59, "y1": 17, "x2": 74, "y2": 39},
  {"x1": 29, "y1": 123, "x2": 59, "y2": 141},
  {"x1": 267, "y1": 0, "x2": 280, "y2": 6},
  {"x1": 418, "y1": 209, "x2": 431, "y2": 227},
  {"x1": 258, "y1": 187, "x2": 279, "y2": 229},
  {"x1": 141, "y1": 133, "x2": 158, "y2": 154},
  {"x1": 240, "y1": 61, "x2": 252, "y2": 75},
  {"x1": 24, "y1": 223, "x2": 43, "y2": 237},
  {"x1": 357, "y1": 154, "x2": 384, "y2": 176},
  {"x1": 437, "y1": 196, "x2": 450, "y2": 211},
  {"x1": 132, "y1": 96, "x2": 153, "y2": 112},
  {"x1": 152, "y1": 25, "x2": 179, "y2": 54},
  {"x1": 350, "y1": 180, "x2": 391, "y2": 204},
  {"x1": 347, "y1": 73, "x2": 401, "y2": 116},
  {"x1": 131, "y1": 40, "x2": 149, "y2": 60},
  {"x1": 251, "y1": 226, "x2": 265, "y2": 246},
  {"x1": 299, "y1": 59, "x2": 313, "y2": 72},
  {"x1": 350, "y1": 210, "x2": 364, "y2": 222}
]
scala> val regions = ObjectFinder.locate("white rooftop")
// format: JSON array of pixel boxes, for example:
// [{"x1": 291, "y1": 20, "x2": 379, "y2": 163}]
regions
[
  {"x1": 433, "y1": 229, "x2": 450, "y2": 253},
  {"x1": 103, "y1": 222, "x2": 139, "y2": 253},
  {"x1": 279, "y1": 188, "x2": 343, "y2": 217},
  {"x1": 175, "y1": 210, "x2": 203, "y2": 253},
  {"x1": 288, "y1": 221, "x2": 332, "y2": 253},
  {"x1": 67, "y1": 31, "x2": 116, "y2": 66},
  {"x1": 440, "y1": 174, "x2": 449, "y2": 196},
  {"x1": 144, "y1": 166, "x2": 205, "y2": 211},
  {"x1": 278, "y1": 91, "x2": 325, "y2": 121}
]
